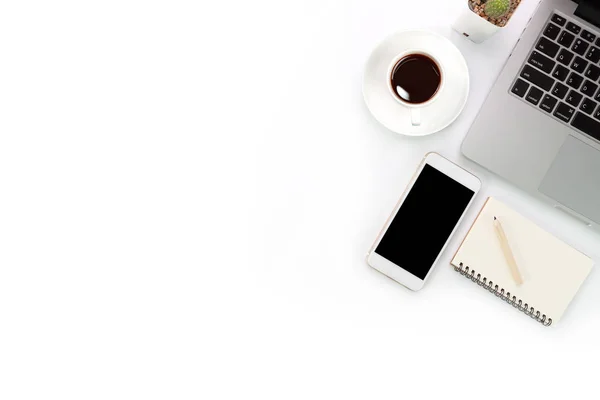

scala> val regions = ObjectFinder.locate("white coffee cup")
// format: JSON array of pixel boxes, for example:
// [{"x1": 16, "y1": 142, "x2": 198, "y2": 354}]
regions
[{"x1": 386, "y1": 50, "x2": 445, "y2": 126}]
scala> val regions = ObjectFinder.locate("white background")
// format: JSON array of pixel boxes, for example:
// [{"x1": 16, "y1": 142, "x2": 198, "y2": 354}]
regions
[{"x1": 1, "y1": 0, "x2": 600, "y2": 398}]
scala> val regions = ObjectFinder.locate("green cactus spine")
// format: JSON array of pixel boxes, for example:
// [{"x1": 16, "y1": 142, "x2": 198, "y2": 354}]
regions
[{"x1": 484, "y1": 0, "x2": 511, "y2": 19}]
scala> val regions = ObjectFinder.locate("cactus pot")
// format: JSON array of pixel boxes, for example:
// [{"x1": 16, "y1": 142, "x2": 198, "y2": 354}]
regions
[{"x1": 452, "y1": 0, "x2": 522, "y2": 43}]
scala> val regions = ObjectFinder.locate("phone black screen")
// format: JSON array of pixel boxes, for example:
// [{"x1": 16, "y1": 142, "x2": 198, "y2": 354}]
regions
[{"x1": 375, "y1": 164, "x2": 475, "y2": 280}]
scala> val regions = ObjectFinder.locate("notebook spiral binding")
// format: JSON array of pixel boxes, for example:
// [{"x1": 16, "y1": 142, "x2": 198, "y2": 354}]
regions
[{"x1": 454, "y1": 262, "x2": 552, "y2": 327}]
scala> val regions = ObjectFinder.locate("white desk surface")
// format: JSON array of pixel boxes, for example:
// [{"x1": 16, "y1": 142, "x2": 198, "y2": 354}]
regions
[{"x1": 2, "y1": 0, "x2": 600, "y2": 398}]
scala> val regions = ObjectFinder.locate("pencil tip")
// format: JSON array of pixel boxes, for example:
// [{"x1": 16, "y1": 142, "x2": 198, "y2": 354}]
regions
[{"x1": 494, "y1": 216, "x2": 497, "y2": 220}]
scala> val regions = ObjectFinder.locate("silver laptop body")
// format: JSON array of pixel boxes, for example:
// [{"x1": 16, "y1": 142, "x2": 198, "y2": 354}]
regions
[{"x1": 463, "y1": 0, "x2": 600, "y2": 227}]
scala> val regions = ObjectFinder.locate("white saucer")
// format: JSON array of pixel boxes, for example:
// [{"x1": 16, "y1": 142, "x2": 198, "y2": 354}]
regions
[{"x1": 363, "y1": 30, "x2": 469, "y2": 136}]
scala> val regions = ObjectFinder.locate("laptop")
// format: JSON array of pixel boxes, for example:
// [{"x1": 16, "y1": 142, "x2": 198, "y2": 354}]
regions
[{"x1": 462, "y1": 0, "x2": 600, "y2": 227}]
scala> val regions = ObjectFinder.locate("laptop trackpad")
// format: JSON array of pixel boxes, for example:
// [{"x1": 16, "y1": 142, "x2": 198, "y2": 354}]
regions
[{"x1": 539, "y1": 136, "x2": 600, "y2": 224}]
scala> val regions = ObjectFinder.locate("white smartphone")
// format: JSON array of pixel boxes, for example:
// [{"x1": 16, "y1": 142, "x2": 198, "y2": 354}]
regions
[{"x1": 367, "y1": 153, "x2": 481, "y2": 291}]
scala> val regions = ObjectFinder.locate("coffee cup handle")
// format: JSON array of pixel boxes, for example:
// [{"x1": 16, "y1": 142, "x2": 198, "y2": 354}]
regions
[{"x1": 411, "y1": 108, "x2": 421, "y2": 126}]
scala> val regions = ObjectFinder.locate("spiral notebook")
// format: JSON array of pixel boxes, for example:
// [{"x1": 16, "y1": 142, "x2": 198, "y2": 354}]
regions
[{"x1": 451, "y1": 197, "x2": 593, "y2": 327}]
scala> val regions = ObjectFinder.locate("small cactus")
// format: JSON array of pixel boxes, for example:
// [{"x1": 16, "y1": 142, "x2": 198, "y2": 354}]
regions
[{"x1": 484, "y1": 0, "x2": 511, "y2": 19}]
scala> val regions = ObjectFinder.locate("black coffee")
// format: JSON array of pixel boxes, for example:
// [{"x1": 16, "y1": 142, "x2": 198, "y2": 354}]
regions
[{"x1": 390, "y1": 54, "x2": 441, "y2": 104}]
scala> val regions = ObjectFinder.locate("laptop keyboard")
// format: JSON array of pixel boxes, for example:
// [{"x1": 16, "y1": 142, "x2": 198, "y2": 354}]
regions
[{"x1": 510, "y1": 12, "x2": 600, "y2": 142}]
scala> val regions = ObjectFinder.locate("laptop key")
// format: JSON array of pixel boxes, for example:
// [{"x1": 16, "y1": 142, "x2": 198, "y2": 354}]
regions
[
  {"x1": 571, "y1": 56, "x2": 588, "y2": 74},
  {"x1": 554, "y1": 102, "x2": 575, "y2": 122},
  {"x1": 558, "y1": 31, "x2": 575, "y2": 48},
  {"x1": 528, "y1": 51, "x2": 556, "y2": 73},
  {"x1": 557, "y1": 48, "x2": 575, "y2": 65},
  {"x1": 566, "y1": 22, "x2": 582, "y2": 35},
  {"x1": 584, "y1": 64, "x2": 600, "y2": 81},
  {"x1": 553, "y1": 64, "x2": 570, "y2": 81},
  {"x1": 511, "y1": 78, "x2": 529, "y2": 97},
  {"x1": 572, "y1": 39, "x2": 589, "y2": 56},
  {"x1": 572, "y1": 112, "x2": 600, "y2": 141},
  {"x1": 585, "y1": 46, "x2": 600, "y2": 63},
  {"x1": 566, "y1": 90, "x2": 583, "y2": 107},
  {"x1": 521, "y1": 65, "x2": 555, "y2": 91},
  {"x1": 536, "y1": 37, "x2": 560, "y2": 58},
  {"x1": 581, "y1": 30, "x2": 596, "y2": 43},
  {"x1": 581, "y1": 80, "x2": 598, "y2": 97},
  {"x1": 595, "y1": 109, "x2": 600, "y2": 121},
  {"x1": 552, "y1": 82, "x2": 569, "y2": 99},
  {"x1": 526, "y1": 86, "x2": 544, "y2": 105},
  {"x1": 540, "y1": 95, "x2": 558, "y2": 113},
  {"x1": 543, "y1": 23, "x2": 561, "y2": 40},
  {"x1": 596, "y1": 90, "x2": 600, "y2": 102},
  {"x1": 566, "y1": 72, "x2": 584, "y2": 89},
  {"x1": 580, "y1": 98, "x2": 597, "y2": 115},
  {"x1": 551, "y1": 14, "x2": 566, "y2": 27}
]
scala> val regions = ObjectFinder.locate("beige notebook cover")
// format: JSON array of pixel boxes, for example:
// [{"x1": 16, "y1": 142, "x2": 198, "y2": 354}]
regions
[{"x1": 451, "y1": 197, "x2": 593, "y2": 326}]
